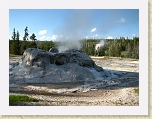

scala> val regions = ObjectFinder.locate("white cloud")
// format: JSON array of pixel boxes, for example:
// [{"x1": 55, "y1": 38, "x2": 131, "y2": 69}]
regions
[
  {"x1": 38, "y1": 30, "x2": 47, "y2": 35},
  {"x1": 9, "y1": 36, "x2": 11, "y2": 39},
  {"x1": 95, "y1": 34, "x2": 98, "y2": 37},
  {"x1": 46, "y1": 37, "x2": 51, "y2": 40},
  {"x1": 51, "y1": 35, "x2": 63, "y2": 41},
  {"x1": 85, "y1": 36, "x2": 89, "y2": 39},
  {"x1": 91, "y1": 28, "x2": 97, "y2": 32},
  {"x1": 39, "y1": 34, "x2": 62, "y2": 41},
  {"x1": 118, "y1": 18, "x2": 125, "y2": 23},
  {"x1": 39, "y1": 36, "x2": 46, "y2": 40},
  {"x1": 39, "y1": 36, "x2": 53, "y2": 41},
  {"x1": 51, "y1": 35, "x2": 58, "y2": 41},
  {"x1": 106, "y1": 36, "x2": 114, "y2": 39},
  {"x1": 92, "y1": 34, "x2": 98, "y2": 39},
  {"x1": 132, "y1": 34, "x2": 136, "y2": 37}
]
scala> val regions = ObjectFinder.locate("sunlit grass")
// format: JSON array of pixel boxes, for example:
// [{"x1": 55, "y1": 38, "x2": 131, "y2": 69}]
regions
[
  {"x1": 9, "y1": 54, "x2": 20, "y2": 57},
  {"x1": 134, "y1": 88, "x2": 139, "y2": 94},
  {"x1": 9, "y1": 95, "x2": 38, "y2": 106}
]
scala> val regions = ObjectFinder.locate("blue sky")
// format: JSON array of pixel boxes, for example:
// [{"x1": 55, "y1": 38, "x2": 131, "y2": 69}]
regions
[{"x1": 9, "y1": 9, "x2": 139, "y2": 41}]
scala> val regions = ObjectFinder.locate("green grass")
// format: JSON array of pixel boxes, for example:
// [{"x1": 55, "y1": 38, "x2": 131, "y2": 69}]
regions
[
  {"x1": 9, "y1": 54, "x2": 20, "y2": 57},
  {"x1": 134, "y1": 88, "x2": 139, "y2": 94},
  {"x1": 121, "y1": 51, "x2": 128, "y2": 58},
  {"x1": 111, "y1": 101, "x2": 124, "y2": 106},
  {"x1": 9, "y1": 95, "x2": 39, "y2": 106}
]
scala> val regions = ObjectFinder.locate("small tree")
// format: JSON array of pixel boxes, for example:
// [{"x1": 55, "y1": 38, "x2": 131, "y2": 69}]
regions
[
  {"x1": 30, "y1": 33, "x2": 37, "y2": 43},
  {"x1": 30, "y1": 33, "x2": 37, "y2": 48}
]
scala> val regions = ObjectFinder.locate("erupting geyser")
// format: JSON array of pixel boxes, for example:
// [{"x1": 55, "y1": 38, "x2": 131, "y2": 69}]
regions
[{"x1": 95, "y1": 40, "x2": 104, "y2": 50}]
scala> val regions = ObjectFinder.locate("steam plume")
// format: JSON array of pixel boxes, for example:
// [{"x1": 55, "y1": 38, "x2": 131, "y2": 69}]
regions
[
  {"x1": 95, "y1": 40, "x2": 104, "y2": 50},
  {"x1": 53, "y1": 10, "x2": 124, "y2": 52},
  {"x1": 53, "y1": 10, "x2": 94, "y2": 52}
]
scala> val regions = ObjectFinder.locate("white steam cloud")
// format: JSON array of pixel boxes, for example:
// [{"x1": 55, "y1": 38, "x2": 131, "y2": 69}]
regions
[
  {"x1": 53, "y1": 10, "x2": 128, "y2": 52},
  {"x1": 58, "y1": 40, "x2": 82, "y2": 53},
  {"x1": 53, "y1": 10, "x2": 94, "y2": 52},
  {"x1": 95, "y1": 40, "x2": 104, "y2": 50}
]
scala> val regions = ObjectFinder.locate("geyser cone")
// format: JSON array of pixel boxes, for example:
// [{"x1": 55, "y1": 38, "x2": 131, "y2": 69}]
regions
[{"x1": 10, "y1": 48, "x2": 103, "y2": 84}]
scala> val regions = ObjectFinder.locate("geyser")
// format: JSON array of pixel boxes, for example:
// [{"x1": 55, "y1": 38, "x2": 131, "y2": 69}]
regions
[
  {"x1": 95, "y1": 40, "x2": 104, "y2": 50},
  {"x1": 9, "y1": 48, "x2": 104, "y2": 84}
]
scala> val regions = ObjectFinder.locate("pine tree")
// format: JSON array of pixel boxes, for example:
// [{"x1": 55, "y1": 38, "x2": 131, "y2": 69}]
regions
[
  {"x1": 15, "y1": 31, "x2": 20, "y2": 55},
  {"x1": 115, "y1": 43, "x2": 121, "y2": 57},
  {"x1": 10, "y1": 28, "x2": 16, "y2": 54},
  {"x1": 127, "y1": 42, "x2": 132, "y2": 58},
  {"x1": 133, "y1": 37, "x2": 139, "y2": 59},
  {"x1": 23, "y1": 26, "x2": 29, "y2": 50},
  {"x1": 30, "y1": 33, "x2": 37, "y2": 48},
  {"x1": 12, "y1": 28, "x2": 16, "y2": 40}
]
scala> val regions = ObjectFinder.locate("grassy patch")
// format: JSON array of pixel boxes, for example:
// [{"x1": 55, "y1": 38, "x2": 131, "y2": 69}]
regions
[
  {"x1": 112, "y1": 101, "x2": 124, "y2": 106},
  {"x1": 9, "y1": 54, "x2": 20, "y2": 57},
  {"x1": 115, "y1": 102, "x2": 124, "y2": 106},
  {"x1": 134, "y1": 88, "x2": 139, "y2": 94},
  {"x1": 9, "y1": 95, "x2": 38, "y2": 106},
  {"x1": 121, "y1": 51, "x2": 128, "y2": 58}
]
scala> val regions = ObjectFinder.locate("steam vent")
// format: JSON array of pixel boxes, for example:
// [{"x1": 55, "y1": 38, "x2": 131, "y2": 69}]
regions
[{"x1": 9, "y1": 48, "x2": 104, "y2": 84}]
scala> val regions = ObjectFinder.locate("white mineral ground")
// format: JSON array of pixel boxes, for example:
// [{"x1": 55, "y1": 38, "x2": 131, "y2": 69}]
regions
[{"x1": 9, "y1": 54, "x2": 139, "y2": 106}]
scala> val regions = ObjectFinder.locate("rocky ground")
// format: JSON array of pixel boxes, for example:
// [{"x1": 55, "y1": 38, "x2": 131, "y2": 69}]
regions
[{"x1": 9, "y1": 56, "x2": 139, "y2": 106}]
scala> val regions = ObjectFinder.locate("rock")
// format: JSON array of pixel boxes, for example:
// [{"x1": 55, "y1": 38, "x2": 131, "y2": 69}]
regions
[
  {"x1": 49, "y1": 47, "x2": 59, "y2": 53},
  {"x1": 22, "y1": 48, "x2": 103, "y2": 71},
  {"x1": 22, "y1": 48, "x2": 50, "y2": 67},
  {"x1": 10, "y1": 48, "x2": 104, "y2": 84}
]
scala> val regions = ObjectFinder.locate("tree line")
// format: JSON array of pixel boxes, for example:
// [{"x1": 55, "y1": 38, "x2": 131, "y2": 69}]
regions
[
  {"x1": 9, "y1": 27, "x2": 139, "y2": 59},
  {"x1": 81, "y1": 37, "x2": 139, "y2": 59},
  {"x1": 9, "y1": 27, "x2": 55, "y2": 55}
]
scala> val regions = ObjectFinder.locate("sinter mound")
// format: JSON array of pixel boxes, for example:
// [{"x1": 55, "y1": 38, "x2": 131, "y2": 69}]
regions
[{"x1": 10, "y1": 48, "x2": 105, "y2": 84}]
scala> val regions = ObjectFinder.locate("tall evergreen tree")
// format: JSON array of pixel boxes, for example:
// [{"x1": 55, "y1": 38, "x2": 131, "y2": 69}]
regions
[
  {"x1": 10, "y1": 28, "x2": 16, "y2": 54},
  {"x1": 23, "y1": 26, "x2": 29, "y2": 50},
  {"x1": 15, "y1": 31, "x2": 20, "y2": 55},
  {"x1": 133, "y1": 37, "x2": 139, "y2": 59},
  {"x1": 127, "y1": 42, "x2": 132, "y2": 58},
  {"x1": 12, "y1": 28, "x2": 16, "y2": 40}
]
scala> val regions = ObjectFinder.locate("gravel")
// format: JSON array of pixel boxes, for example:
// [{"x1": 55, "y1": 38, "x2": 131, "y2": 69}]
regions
[
  {"x1": 9, "y1": 87, "x2": 139, "y2": 106},
  {"x1": 9, "y1": 56, "x2": 139, "y2": 106}
]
